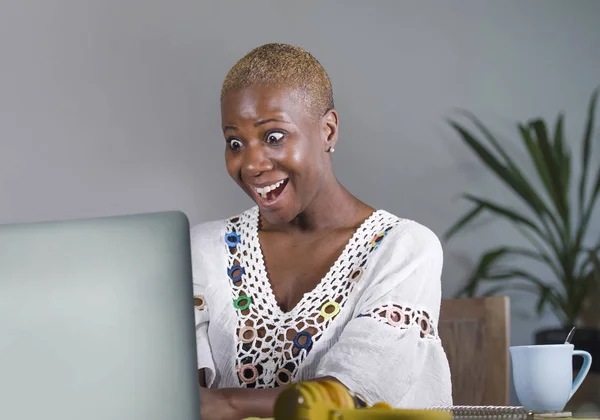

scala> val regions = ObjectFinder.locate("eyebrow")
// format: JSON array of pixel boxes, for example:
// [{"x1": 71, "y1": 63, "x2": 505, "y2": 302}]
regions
[
  {"x1": 253, "y1": 118, "x2": 290, "y2": 127},
  {"x1": 222, "y1": 118, "x2": 291, "y2": 133}
]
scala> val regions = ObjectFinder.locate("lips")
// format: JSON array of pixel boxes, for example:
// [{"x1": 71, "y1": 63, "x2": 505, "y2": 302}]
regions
[
  {"x1": 253, "y1": 179, "x2": 287, "y2": 199},
  {"x1": 250, "y1": 178, "x2": 289, "y2": 208}
]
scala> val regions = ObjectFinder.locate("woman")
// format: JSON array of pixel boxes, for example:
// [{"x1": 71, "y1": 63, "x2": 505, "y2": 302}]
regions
[{"x1": 192, "y1": 43, "x2": 452, "y2": 420}]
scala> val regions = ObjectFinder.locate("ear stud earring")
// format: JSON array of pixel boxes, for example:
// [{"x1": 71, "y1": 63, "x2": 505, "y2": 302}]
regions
[{"x1": 327, "y1": 146, "x2": 335, "y2": 153}]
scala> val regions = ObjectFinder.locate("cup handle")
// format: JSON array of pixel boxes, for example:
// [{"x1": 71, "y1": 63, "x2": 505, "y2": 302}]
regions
[{"x1": 570, "y1": 350, "x2": 592, "y2": 398}]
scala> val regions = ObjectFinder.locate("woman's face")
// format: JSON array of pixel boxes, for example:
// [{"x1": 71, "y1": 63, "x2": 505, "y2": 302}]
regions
[{"x1": 221, "y1": 85, "x2": 337, "y2": 225}]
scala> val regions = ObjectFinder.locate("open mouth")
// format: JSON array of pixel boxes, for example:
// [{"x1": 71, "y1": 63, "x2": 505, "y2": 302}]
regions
[{"x1": 254, "y1": 178, "x2": 289, "y2": 203}]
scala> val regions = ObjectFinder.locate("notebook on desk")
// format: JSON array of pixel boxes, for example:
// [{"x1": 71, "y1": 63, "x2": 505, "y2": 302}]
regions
[
  {"x1": 429, "y1": 406, "x2": 577, "y2": 419},
  {"x1": 427, "y1": 405, "x2": 529, "y2": 420},
  {"x1": 243, "y1": 406, "x2": 573, "y2": 420},
  {"x1": 426, "y1": 405, "x2": 530, "y2": 418}
]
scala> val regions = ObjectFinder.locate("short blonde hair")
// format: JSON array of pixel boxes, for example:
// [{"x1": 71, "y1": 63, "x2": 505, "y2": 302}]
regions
[{"x1": 221, "y1": 43, "x2": 334, "y2": 119}]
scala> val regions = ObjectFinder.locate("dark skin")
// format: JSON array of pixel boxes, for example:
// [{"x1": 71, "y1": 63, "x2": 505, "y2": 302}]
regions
[{"x1": 198, "y1": 84, "x2": 374, "y2": 420}]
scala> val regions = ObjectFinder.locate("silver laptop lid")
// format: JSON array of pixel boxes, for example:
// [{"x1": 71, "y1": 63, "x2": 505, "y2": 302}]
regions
[{"x1": 0, "y1": 211, "x2": 200, "y2": 420}]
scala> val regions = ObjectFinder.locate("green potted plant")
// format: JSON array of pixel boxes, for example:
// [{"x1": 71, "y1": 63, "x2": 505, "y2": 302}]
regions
[{"x1": 444, "y1": 88, "x2": 600, "y2": 372}]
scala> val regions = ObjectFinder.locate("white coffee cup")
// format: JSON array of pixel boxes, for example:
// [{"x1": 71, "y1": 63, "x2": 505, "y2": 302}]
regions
[{"x1": 510, "y1": 344, "x2": 592, "y2": 412}]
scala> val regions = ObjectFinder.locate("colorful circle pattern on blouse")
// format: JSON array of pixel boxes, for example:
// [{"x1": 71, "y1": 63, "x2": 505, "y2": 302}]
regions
[
  {"x1": 228, "y1": 264, "x2": 245, "y2": 283},
  {"x1": 225, "y1": 231, "x2": 241, "y2": 248},
  {"x1": 194, "y1": 294, "x2": 206, "y2": 310},
  {"x1": 293, "y1": 331, "x2": 313, "y2": 352},
  {"x1": 357, "y1": 304, "x2": 438, "y2": 339},
  {"x1": 234, "y1": 295, "x2": 252, "y2": 311},
  {"x1": 386, "y1": 307, "x2": 404, "y2": 326},
  {"x1": 238, "y1": 326, "x2": 257, "y2": 343},
  {"x1": 225, "y1": 208, "x2": 403, "y2": 388},
  {"x1": 275, "y1": 368, "x2": 293, "y2": 386},
  {"x1": 371, "y1": 231, "x2": 388, "y2": 250},
  {"x1": 320, "y1": 301, "x2": 340, "y2": 319},
  {"x1": 349, "y1": 267, "x2": 364, "y2": 282},
  {"x1": 419, "y1": 315, "x2": 431, "y2": 336},
  {"x1": 238, "y1": 364, "x2": 258, "y2": 384}
]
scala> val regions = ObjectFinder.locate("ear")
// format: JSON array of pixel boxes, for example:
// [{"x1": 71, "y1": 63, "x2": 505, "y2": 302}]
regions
[{"x1": 321, "y1": 109, "x2": 339, "y2": 152}]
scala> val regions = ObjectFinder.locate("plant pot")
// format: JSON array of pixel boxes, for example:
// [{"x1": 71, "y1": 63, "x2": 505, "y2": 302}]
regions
[{"x1": 535, "y1": 327, "x2": 600, "y2": 373}]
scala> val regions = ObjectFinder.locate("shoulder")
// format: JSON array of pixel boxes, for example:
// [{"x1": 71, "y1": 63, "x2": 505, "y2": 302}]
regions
[
  {"x1": 378, "y1": 210, "x2": 443, "y2": 262},
  {"x1": 189, "y1": 207, "x2": 255, "y2": 255},
  {"x1": 358, "y1": 211, "x2": 444, "y2": 316},
  {"x1": 363, "y1": 210, "x2": 444, "y2": 292},
  {"x1": 190, "y1": 219, "x2": 226, "y2": 252},
  {"x1": 188, "y1": 208, "x2": 255, "y2": 287}
]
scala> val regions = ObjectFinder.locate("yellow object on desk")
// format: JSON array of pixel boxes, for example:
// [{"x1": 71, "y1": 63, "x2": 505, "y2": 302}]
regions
[{"x1": 266, "y1": 380, "x2": 451, "y2": 420}]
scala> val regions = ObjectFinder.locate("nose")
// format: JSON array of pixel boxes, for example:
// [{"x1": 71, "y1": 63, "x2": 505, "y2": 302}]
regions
[{"x1": 241, "y1": 143, "x2": 273, "y2": 177}]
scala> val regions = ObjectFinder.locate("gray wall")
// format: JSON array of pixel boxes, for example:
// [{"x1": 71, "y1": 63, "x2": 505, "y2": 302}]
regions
[{"x1": 2, "y1": 0, "x2": 599, "y2": 403}]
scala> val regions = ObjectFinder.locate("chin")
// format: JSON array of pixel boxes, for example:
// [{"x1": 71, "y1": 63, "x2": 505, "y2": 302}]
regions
[{"x1": 258, "y1": 206, "x2": 297, "y2": 226}]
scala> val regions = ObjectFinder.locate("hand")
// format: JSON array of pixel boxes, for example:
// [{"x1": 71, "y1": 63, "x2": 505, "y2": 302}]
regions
[{"x1": 199, "y1": 387, "x2": 237, "y2": 420}]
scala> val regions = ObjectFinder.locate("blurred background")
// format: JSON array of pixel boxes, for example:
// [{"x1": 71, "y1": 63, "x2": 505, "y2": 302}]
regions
[{"x1": 1, "y1": 0, "x2": 599, "y2": 407}]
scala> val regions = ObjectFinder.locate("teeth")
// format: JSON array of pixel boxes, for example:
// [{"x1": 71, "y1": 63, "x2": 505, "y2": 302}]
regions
[{"x1": 254, "y1": 179, "x2": 285, "y2": 199}]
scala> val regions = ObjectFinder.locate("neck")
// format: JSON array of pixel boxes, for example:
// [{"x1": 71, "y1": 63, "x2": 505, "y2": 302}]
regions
[{"x1": 264, "y1": 174, "x2": 373, "y2": 233}]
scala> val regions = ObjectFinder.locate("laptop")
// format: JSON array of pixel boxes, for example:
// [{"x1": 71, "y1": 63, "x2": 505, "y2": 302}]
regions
[{"x1": 0, "y1": 211, "x2": 201, "y2": 420}]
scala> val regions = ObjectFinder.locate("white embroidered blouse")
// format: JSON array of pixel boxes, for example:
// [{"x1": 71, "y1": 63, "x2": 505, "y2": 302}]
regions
[{"x1": 191, "y1": 206, "x2": 453, "y2": 408}]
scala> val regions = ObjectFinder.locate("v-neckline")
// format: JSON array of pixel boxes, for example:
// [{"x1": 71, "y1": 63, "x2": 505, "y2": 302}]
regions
[{"x1": 247, "y1": 206, "x2": 382, "y2": 316}]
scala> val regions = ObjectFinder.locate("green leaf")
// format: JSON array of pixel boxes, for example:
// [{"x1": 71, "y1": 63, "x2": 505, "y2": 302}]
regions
[
  {"x1": 572, "y1": 88, "x2": 599, "y2": 261},
  {"x1": 460, "y1": 111, "x2": 564, "y2": 240},
  {"x1": 455, "y1": 246, "x2": 556, "y2": 297},
  {"x1": 448, "y1": 120, "x2": 546, "y2": 214},
  {"x1": 454, "y1": 247, "x2": 510, "y2": 297},
  {"x1": 574, "y1": 116, "x2": 600, "y2": 251},
  {"x1": 553, "y1": 114, "x2": 572, "y2": 217},
  {"x1": 481, "y1": 267, "x2": 558, "y2": 315},
  {"x1": 486, "y1": 268, "x2": 548, "y2": 288},
  {"x1": 519, "y1": 123, "x2": 554, "y2": 203},
  {"x1": 554, "y1": 113, "x2": 565, "y2": 161},
  {"x1": 570, "y1": 250, "x2": 599, "y2": 320},
  {"x1": 576, "y1": 247, "x2": 595, "y2": 279},
  {"x1": 518, "y1": 123, "x2": 567, "y2": 243},
  {"x1": 499, "y1": 246, "x2": 561, "y2": 278},
  {"x1": 562, "y1": 150, "x2": 571, "y2": 209},
  {"x1": 578, "y1": 88, "x2": 599, "y2": 218},
  {"x1": 462, "y1": 194, "x2": 548, "y2": 240},
  {"x1": 581, "y1": 163, "x2": 600, "y2": 230},
  {"x1": 443, "y1": 204, "x2": 484, "y2": 241},
  {"x1": 482, "y1": 281, "x2": 560, "y2": 319},
  {"x1": 586, "y1": 247, "x2": 600, "y2": 286},
  {"x1": 482, "y1": 284, "x2": 511, "y2": 296},
  {"x1": 536, "y1": 286, "x2": 556, "y2": 316},
  {"x1": 509, "y1": 283, "x2": 542, "y2": 295},
  {"x1": 450, "y1": 117, "x2": 566, "y2": 248},
  {"x1": 505, "y1": 272, "x2": 559, "y2": 316},
  {"x1": 460, "y1": 110, "x2": 528, "y2": 173},
  {"x1": 531, "y1": 119, "x2": 569, "y2": 223}
]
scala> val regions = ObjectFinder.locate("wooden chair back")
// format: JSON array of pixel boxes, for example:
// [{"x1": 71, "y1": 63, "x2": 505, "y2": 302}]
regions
[{"x1": 438, "y1": 296, "x2": 510, "y2": 405}]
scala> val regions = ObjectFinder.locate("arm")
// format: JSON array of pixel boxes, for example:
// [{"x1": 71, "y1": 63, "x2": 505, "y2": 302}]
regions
[
  {"x1": 191, "y1": 223, "x2": 219, "y2": 387},
  {"x1": 313, "y1": 223, "x2": 453, "y2": 407},
  {"x1": 200, "y1": 386, "x2": 282, "y2": 420},
  {"x1": 198, "y1": 369, "x2": 206, "y2": 387},
  {"x1": 199, "y1": 376, "x2": 341, "y2": 420}
]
